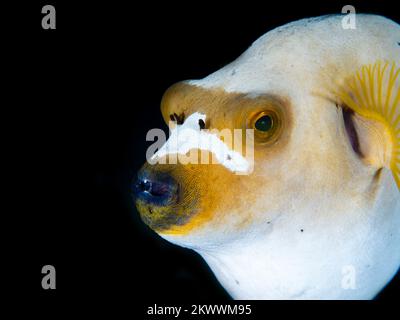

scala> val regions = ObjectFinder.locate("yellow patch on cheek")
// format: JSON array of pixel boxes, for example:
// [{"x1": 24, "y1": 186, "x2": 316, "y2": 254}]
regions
[
  {"x1": 155, "y1": 160, "x2": 278, "y2": 236},
  {"x1": 155, "y1": 163, "x2": 232, "y2": 236}
]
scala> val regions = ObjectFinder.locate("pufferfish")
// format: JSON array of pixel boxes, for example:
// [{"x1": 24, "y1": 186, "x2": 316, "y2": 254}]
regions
[{"x1": 133, "y1": 14, "x2": 400, "y2": 299}]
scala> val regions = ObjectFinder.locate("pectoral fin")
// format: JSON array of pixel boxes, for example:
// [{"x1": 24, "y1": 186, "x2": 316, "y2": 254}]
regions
[{"x1": 336, "y1": 61, "x2": 400, "y2": 189}]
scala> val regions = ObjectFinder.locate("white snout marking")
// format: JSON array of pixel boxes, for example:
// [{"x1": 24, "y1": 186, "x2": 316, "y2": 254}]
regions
[{"x1": 151, "y1": 112, "x2": 252, "y2": 174}]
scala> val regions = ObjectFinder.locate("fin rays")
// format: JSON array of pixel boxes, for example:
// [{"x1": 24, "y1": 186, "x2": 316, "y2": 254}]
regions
[{"x1": 335, "y1": 61, "x2": 400, "y2": 190}]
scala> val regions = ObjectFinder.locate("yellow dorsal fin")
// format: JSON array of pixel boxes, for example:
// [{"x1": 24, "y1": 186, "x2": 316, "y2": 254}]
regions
[{"x1": 335, "y1": 61, "x2": 400, "y2": 190}]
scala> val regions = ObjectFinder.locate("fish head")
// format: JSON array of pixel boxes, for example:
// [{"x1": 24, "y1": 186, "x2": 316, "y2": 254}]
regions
[{"x1": 133, "y1": 14, "x2": 400, "y2": 250}]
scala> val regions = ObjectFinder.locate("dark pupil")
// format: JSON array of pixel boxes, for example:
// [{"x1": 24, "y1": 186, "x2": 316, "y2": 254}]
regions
[{"x1": 255, "y1": 115, "x2": 273, "y2": 132}]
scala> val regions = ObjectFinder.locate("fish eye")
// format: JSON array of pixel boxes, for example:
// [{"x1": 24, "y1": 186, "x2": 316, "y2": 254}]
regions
[
  {"x1": 247, "y1": 109, "x2": 282, "y2": 144},
  {"x1": 254, "y1": 115, "x2": 273, "y2": 132}
]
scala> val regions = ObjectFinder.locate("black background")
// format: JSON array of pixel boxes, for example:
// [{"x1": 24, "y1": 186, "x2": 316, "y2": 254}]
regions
[{"x1": 7, "y1": 0, "x2": 400, "y2": 316}]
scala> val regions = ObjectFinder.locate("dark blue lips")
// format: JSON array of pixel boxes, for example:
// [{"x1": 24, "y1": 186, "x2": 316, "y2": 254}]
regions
[{"x1": 132, "y1": 169, "x2": 179, "y2": 207}]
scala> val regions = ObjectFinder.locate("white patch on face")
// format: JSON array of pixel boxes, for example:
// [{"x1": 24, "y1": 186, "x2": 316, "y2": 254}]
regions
[{"x1": 151, "y1": 112, "x2": 251, "y2": 174}]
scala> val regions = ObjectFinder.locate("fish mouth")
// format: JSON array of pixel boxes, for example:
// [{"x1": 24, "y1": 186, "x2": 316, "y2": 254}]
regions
[
  {"x1": 132, "y1": 163, "x2": 198, "y2": 233},
  {"x1": 133, "y1": 174, "x2": 179, "y2": 207}
]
